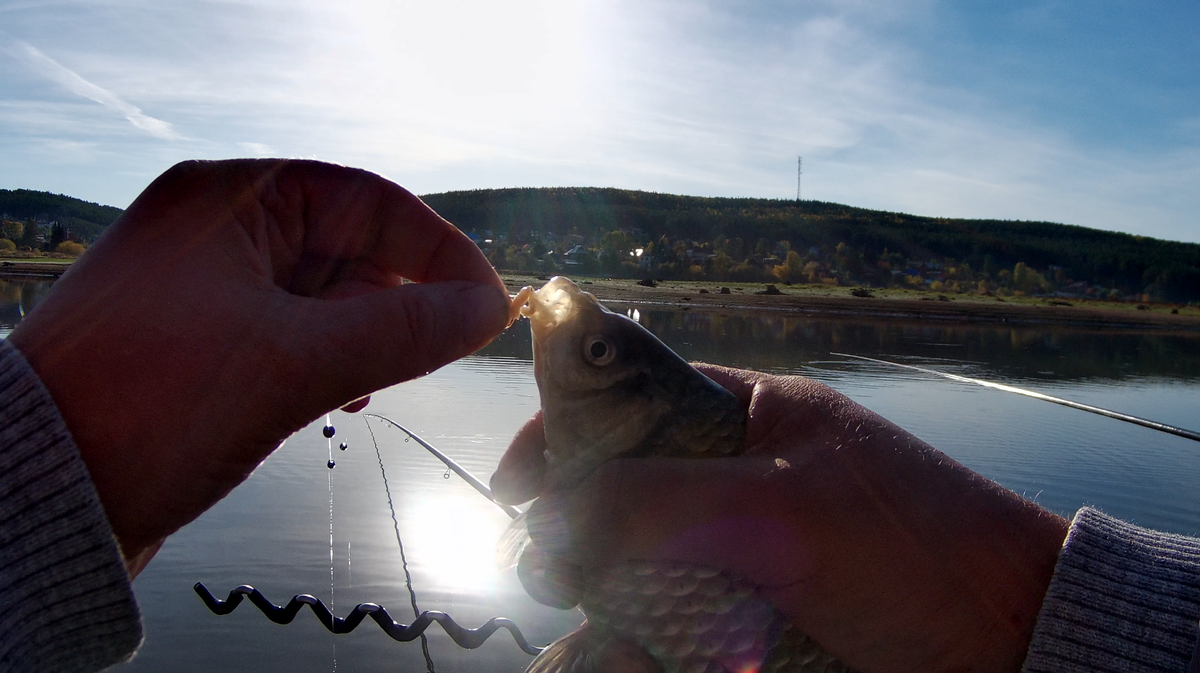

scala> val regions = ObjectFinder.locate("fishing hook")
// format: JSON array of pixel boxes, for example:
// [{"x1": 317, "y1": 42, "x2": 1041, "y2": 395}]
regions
[{"x1": 833, "y1": 352, "x2": 1200, "y2": 443}]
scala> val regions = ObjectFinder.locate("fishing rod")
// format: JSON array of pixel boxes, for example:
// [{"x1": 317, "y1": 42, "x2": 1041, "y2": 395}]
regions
[
  {"x1": 833, "y1": 352, "x2": 1200, "y2": 444},
  {"x1": 361, "y1": 413, "x2": 523, "y2": 520}
]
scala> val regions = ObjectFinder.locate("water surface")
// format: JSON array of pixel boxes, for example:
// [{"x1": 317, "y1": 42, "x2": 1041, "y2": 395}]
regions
[{"x1": 3, "y1": 280, "x2": 1198, "y2": 672}]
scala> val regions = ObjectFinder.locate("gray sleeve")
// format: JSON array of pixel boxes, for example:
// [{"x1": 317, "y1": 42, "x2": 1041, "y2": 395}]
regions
[
  {"x1": 1022, "y1": 507, "x2": 1200, "y2": 673},
  {"x1": 0, "y1": 339, "x2": 142, "y2": 672}
]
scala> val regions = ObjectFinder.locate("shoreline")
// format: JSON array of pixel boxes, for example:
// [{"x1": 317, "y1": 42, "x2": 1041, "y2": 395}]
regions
[
  {"x1": 0, "y1": 260, "x2": 73, "y2": 279},
  {"x1": 4, "y1": 261, "x2": 1197, "y2": 332},
  {"x1": 502, "y1": 275, "x2": 1200, "y2": 333}
]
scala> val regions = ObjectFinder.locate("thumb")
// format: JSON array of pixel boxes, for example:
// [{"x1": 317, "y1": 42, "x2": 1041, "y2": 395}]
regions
[
  {"x1": 300, "y1": 280, "x2": 511, "y2": 410},
  {"x1": 492, "y1": 411, "x2": 548, "y2": 505}
]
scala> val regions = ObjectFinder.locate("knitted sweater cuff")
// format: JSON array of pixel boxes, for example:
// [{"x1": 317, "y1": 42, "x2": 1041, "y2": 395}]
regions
[
  {"x1": 0, "y1": 339, "x2": 142, "y2": 672},
  {"x1": 1022, "y1": 506, "x2": 1200, "y2": 672}
]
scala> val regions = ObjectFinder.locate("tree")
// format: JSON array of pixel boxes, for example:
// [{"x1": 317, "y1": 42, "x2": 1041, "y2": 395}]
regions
[
  {"x1": 709, "y1": 252, "x2": 732, "y2": 278},
  {"x1": 773, "y1": 250, "x2": 806, "y2": 283},
  {"x1": 49, "y1": 222, "x2": 65, "y2": 250},
  {"x1": 803, "y1": 261, "x2": 823, "y2": 284},
  {"x1": 726, "y1": 237, "x2": 745, "y2": 260},
  {"x1": 1013, "y1": 262, "x2": 1049, "y2": 295},
  {"x1": 0, "y1": 220, "x2": 21, "y2": 242},
  {"x1": 18, "y1": 219, "x2": 40, "y2": 250},
  {"x1": 599, "y1": 248, "x2": 623, "y2": 275}
]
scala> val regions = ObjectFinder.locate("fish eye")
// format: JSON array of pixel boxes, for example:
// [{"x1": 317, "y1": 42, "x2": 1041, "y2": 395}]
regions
[{"x1": 583, "y1": 335, "x2": 616, "y2": 366}]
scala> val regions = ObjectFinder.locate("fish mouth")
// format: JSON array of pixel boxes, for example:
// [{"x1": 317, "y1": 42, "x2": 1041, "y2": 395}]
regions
[{"x1": 509, "y1": 276, "x2": 595, "y2": 343}]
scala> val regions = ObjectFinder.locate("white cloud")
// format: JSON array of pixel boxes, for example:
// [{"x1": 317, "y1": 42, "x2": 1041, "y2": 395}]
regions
[{"x1": 0, "y1": 34, "x2": 180, "y2": 140}]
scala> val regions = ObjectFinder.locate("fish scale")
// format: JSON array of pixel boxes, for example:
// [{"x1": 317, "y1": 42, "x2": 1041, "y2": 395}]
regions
[{"x1": 509, "y1": 277, "x2": 854, "y2": 673}]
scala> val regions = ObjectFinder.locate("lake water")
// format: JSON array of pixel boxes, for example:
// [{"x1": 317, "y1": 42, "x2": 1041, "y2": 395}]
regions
[{"x1": 4, "y1": 278, "x2": 1200, "y2": 672}]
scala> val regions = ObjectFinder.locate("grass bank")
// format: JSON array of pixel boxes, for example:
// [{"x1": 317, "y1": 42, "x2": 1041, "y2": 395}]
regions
[{"x1": 502, "y1": 274, "x2": 1200, "y2": 333}]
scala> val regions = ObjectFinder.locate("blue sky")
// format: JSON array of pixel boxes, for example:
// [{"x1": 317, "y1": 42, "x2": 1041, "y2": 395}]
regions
[{"x1": 1, "y1": 0, "x2": 1198, "y2": 243}]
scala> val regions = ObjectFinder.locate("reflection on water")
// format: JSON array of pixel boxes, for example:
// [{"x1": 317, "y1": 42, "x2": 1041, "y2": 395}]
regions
[
  {"x1": 486, "y1": 305, "x2": 1200, "y2": 382},
  {"x1": 631, "y1": 309, "x2": 1200, "y2": 382},
  {"x1": 2, "y1": 280, "x2": 1199, "y2": 672},
  {"x1": 0, "y1": 279, "x2": 54, "y2": 337}
]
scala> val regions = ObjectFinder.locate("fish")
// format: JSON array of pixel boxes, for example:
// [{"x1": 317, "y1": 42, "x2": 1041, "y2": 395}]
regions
[{"x1": 499, "y1": 277, "x2": 850, "y2": 673}]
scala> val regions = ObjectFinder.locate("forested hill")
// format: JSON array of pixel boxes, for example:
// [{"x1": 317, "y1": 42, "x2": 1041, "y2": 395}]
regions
[
  {"x1": 4, "y1": 185, "x2": 1197, "y2": 303},
  {"x1": 422, "y1": 187, "x2": 1200, "y2": 303},
  {"x1": 0, "y1": 189, "x2": 123, "y2": 242}
]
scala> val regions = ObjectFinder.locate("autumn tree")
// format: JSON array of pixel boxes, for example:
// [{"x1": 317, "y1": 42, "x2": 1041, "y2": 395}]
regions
[
  {"x1": 773, "y1": 250, "x2": 806, "y2": 283},
  {"x1": 0, "y1": 220, "x2": 22, "y2": 242},
  {"x1": 1012, "y1": 262, "x2": 1050, "y2": 295}
]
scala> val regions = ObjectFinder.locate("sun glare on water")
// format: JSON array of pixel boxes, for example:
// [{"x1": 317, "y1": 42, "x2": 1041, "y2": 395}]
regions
[{"x1": 402, "y1": 492, "x2": 514, "y2": 595}]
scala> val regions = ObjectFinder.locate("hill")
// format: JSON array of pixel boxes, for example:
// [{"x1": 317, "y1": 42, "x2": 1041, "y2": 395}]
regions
[
  {"x1": 3, "y1": 185, "x2": 1196, "y2": 303},
  {"x1": 0, "y1": 189, "x2": 123, "y2": 243},
  {"x1": 421, "y1": 187, "x2": 1200, "y2": 303}
]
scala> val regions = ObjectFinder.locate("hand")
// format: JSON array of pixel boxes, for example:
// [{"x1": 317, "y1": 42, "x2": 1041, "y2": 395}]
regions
[
  {"x1": 491, "y1": 364, "x2": 1068, "y2": 673},
  {"x1": 10, "y1": 159, "x2": 510, "y2": 576}
]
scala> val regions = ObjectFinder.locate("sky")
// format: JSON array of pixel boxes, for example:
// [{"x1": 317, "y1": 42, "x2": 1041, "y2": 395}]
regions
[{"x1": 1, "y1": 0, "x2": 1198, "y2": 243}]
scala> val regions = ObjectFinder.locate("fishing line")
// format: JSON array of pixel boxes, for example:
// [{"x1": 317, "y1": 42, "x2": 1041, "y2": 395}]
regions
[
  {"x1": 834, "y1": 352, "x2": 1200, "y2": 443},
  {"x1": 364, "y1": 416, "x2": 437, "y2": 673},
  {"x1": 325, "y1": 414, "x2": 337, "y2": 672}
]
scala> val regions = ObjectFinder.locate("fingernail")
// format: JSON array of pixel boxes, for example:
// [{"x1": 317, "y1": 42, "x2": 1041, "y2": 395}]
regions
[{"x1": 457, "y1": 284, "x2": 511, "y2": 348}]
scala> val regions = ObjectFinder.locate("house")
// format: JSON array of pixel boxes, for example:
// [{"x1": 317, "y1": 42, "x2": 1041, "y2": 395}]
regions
[{"x1": 563, "y1": 244, "x2": 590, "y2": 267}]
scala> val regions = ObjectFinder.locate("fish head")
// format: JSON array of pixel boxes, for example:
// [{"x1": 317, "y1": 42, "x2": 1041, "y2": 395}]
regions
[
  {"x1": 513, "y1": 277, "x2": 745, "y2": 492},
  {"x1": 518, "y1": 276, "x2": 645, "y2": 394}
]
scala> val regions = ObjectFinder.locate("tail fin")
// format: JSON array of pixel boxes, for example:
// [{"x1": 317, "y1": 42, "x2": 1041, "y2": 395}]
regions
[{"x1": 526, "y1": 623, "x2": 660, "y2": 673}]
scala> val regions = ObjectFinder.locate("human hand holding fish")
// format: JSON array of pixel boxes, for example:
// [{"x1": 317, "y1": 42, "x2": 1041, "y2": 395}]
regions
[{"x1": 493, "y1": 279, "x2": 1069, "y2": 673}]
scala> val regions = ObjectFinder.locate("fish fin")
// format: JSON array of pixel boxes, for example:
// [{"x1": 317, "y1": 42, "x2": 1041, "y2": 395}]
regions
[
  {"x1": 517, "y1": 544, "x2": 583, "y2": 609},
  {"x1": 497, "y1": 510, "x2": 532, "y2": 569},
  {"x1": 526, "y1": 623, "x2": 660, "y2": 673}
]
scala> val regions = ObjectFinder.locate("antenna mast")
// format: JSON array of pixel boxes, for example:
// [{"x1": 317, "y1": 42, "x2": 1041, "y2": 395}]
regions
[{"x1": 796, "y1": 156, "x2": 802, "y2": 202}]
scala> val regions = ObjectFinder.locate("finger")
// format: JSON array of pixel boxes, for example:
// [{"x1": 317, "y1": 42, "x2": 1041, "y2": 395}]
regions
[
  {"x1": 692, "y1": 362, "x2": 765, "y2": 406},
  {"x1": 133, "y1": 159, "x2": 504, "y2": 298},
  {"x1": 341, "y1": 396, "x2": 370, "y2": 413},
  {"x1": 290, "y1": 280, "x2": 511, "y2": 413},
  {"x1": 692, "y1": 364, "x2": 805, "y2": 454},
  {"x1": 694, "y1": 365, "x2": 868, "y2": 456},
  {"x1": 266, "y1": 160, "x2": 505, "y2": 294},
  {"x1": 491, "y1": 411, "x2": 548, "y2": 504}
]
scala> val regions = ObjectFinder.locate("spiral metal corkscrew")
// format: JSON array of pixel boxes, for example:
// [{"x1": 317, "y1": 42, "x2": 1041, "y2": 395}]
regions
[
  {"x1": 193, "y1": 583, "x2": 544, "y2": 655},
  {"x1": 194, "y1": 416, "x2": 547, "y2": 661}
]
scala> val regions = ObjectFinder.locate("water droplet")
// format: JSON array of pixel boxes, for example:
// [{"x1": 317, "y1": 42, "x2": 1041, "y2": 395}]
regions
[
  {"x1": 443, "y1": 470, "x2": 451, "y2": 479},
  {"x1": 339, "y1": 442, "x2": 348, "y2": 451},
  {"x1": 327, "y1": 460, "x2": 336, "y2": 469},
  {"x1": 322, "y1": 425, "x2": 336, "y2": 438}
]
